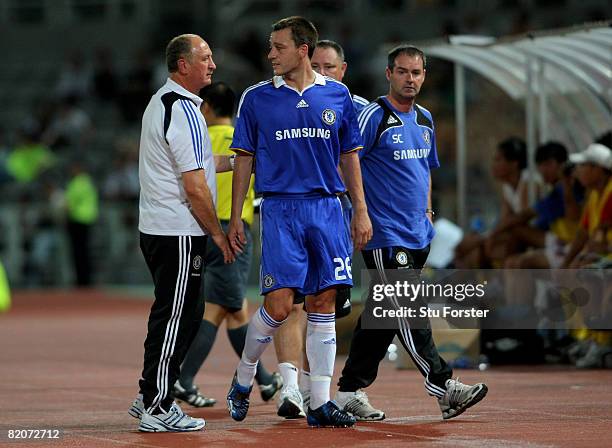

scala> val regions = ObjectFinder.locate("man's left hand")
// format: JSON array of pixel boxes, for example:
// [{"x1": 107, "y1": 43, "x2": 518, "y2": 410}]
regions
[{"x1": 351, "y1": 208, "x2": 373, "y2": 251}]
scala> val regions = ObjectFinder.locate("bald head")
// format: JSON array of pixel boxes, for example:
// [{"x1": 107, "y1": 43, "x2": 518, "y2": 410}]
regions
[{"x1": 166, "y1": 34, "x2": 203, "y2": 73}]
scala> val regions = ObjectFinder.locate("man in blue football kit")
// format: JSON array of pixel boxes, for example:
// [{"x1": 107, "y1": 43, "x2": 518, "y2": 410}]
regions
[
  {"x1": 276, "y1": 39, "x2": 370, "y2": 414},
  {"x1": 225, "y1": 16, "x2": 372, "y2": 428},
  {"x1": 334, "y1": 45, "x2": 488, "y2": 421}
]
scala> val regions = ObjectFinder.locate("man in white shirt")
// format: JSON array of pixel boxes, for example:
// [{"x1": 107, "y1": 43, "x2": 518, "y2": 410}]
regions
[{"x1": 130, "y1": 34, "x2": 234, "y2": 433}]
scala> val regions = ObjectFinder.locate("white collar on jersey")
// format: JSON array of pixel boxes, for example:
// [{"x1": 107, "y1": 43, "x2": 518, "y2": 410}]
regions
[
  {"x1": 165, "y1": 78, "x2": 203, "y2": 106},
  {"x1": 272, "y1": 71, "x2": 326, "y2": 89}
]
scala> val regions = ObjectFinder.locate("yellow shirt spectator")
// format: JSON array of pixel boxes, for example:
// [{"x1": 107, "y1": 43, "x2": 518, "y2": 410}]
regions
[
  {"x1": 66, "y1": 173, "x2": 99, "y2": 225},
  {"x1": 209, "y1": 124, "x2": 255, "y2": 226},
  {"x1": 7, "y1": 143, "x2": 55, "y2": 183}
]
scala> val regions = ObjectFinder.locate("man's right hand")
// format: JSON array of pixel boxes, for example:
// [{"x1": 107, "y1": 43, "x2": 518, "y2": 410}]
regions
[
  {"x1": 211, "y1": 231, "x2": 236, "y2": 264},
  {"x1": 227, "y1": 219, "x2": 247, "y2": 255}
]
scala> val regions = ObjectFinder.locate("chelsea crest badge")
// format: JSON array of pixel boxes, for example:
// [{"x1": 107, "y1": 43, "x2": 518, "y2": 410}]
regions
[{"x1": 322, "y1": 109, "x2": 336, "y2": 125}]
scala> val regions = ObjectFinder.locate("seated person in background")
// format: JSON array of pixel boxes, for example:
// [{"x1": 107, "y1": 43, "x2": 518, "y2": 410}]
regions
[
  {"x1": 503, "y1": 141, "x2": 583, "y2": 270},
  {"x1": 501, "y1": 142, "x2": 584, "y2": 314},
  {"x1": 562, "y1": 143, "x2": 611, "y2": 269},
  {"x1": 455, "y1": 137, "x2": 540, "y2": 268},
  {"x1": 560, "y1": 142, "x2": 612, "y2": 368}
]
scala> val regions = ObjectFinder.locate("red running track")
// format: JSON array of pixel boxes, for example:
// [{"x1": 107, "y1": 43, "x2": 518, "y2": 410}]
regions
[{"x1": 1, "y1": 290, "x2": 611, "y2": 447}]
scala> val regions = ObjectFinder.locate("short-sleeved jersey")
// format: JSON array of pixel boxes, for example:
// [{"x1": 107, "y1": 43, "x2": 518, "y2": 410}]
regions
[
  {"x1": 230, "y1": 72, "x2": 362, "y2": 195},
  {"x1": 139, "y1": 78, "x2": 216, "y2": 236},
  {"x1": 358, "y1": 96, "x2": 439, "y2": 250},
  {"x1": 209, "y1": 124, "x2": 255, "y2": 225}
]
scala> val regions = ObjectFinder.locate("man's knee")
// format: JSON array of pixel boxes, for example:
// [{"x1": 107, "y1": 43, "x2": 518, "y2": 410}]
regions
[
  {"x1": 263, "y1": 290, "x2": 294, "y2": 321},
  {"x1": 305, "y1": 289, "x2": 337, "y2": 313},
  {"x1": 203, "y1": 302, "x2": 228, "y2": 326}
]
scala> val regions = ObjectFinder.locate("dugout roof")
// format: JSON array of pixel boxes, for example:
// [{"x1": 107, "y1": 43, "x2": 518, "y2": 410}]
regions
[{"x1": 421, "y1": 22, "x2": 612, "y2": 228}]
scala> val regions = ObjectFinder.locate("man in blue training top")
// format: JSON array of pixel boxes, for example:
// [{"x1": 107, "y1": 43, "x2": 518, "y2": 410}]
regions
[
  {"x1": 225, "y1": 16, "x2": 372, "y2": 428},
  {"x1": 333, "y1": 44, "x2": 488, "y2": 421}
]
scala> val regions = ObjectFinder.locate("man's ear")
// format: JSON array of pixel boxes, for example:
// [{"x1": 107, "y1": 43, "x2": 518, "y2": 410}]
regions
[
  {"x1": 299, "y1": 44, "x2": 310, "y2": 59},
  {"x1": 177, "y1": 57, "x2": 190, "y2": 76}
]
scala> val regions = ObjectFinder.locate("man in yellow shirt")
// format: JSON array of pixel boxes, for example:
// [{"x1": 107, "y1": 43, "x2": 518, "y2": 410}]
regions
[
  {"x1": 175, "y1": 82, "x2": 282, "y2": 407},
  {"x1": 66, "y1": 162, "x2": 99, "y2": 286}
]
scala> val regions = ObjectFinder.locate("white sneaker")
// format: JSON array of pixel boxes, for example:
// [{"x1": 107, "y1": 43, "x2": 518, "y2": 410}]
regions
[
  {"x1": 128, "y1": 394, "x2": 144, "y2": 419},
  {"x1": 335, "y1": 390, "x2": 385, "y2": 421},
  {"x1": 139, "y1": 402, "x2": 205, "y2": 432},
  {"x1": 277, "y1": 385, "x2": 305, "y2": 419},
  {"x1": 438, "y1": 378, "x2": 488, "y2": 420}
]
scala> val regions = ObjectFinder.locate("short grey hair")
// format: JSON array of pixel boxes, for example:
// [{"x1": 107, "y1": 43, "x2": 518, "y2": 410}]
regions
[{"x1": 166, "y1": 34, "x2": 197, "y2": 72}]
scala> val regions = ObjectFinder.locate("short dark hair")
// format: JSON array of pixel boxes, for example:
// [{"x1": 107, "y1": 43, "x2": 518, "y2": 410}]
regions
[
  {"x1": 272, "y1": 16, "x2": 318, "y2": 58},
  {"x1": 166, "y1": 34, "x2": 195, "y2": 73},
  {"x1": 199, "y1": 82, "x2": 236, "y2": 118},
  {"x1": 387, "y1": 44, "x2": 426, "y2": 70},
  {"x1": 316, "y1": 39, "x2": 345, "y2": 61},
  {"x1": 535, "y1": 141, "x2": 568, "y2": 164},
  {"x1": 498, "y1": 137, "x2": 527, "y2": 170}
]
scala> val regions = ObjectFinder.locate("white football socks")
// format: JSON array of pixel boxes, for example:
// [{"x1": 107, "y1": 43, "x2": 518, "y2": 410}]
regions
[
  {"x1": 278, "y1": 362, "x2": 299, "y2": 389},
  {"x1": 236, "y1": 307, "x2": 284, "y2": 387},
  {"x1": 299, "y1": 370, "x2": 311, "y2": 398},
  {"x1": 306, "y1": 313, "x2": 336, "y2": 410}
]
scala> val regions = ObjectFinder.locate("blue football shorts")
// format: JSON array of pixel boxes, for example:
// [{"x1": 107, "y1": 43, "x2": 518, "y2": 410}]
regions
[{"x1": 260, "y1": 194, "x2": 353, "y2": 295}]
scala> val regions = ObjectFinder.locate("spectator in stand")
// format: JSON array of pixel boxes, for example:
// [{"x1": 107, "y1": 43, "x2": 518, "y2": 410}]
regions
[
  {"x1": 6, "y1": 129, "x2": 55, "y2": 184},
  {"x1": 454, "y1": 137, "x2": 540, "y2": 268}
]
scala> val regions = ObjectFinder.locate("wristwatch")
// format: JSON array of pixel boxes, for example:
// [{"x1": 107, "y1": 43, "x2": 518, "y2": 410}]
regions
[{"x1": 425, "y1": 208, "x2": 435, "y2": 216}]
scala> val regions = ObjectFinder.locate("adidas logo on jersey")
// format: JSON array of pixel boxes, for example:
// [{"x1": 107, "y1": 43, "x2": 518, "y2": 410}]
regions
[
  {"x1": 296, "y1": 99, "x2": 309, "y2": 108},
  {"x1": 387, "y1": 115, "x2": 399, "y2": 125}
]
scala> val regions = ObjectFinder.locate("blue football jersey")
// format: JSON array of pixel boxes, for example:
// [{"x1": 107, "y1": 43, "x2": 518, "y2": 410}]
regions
[
  {"x1": 230, "y1": 72, "x2": 362, "y2": 195},
  {"x1": 358, "y1": 96, "x2": 440, "y2": 250},
  {"x1": 352, "y1": 94, "x2": 369, "y2": 115}
]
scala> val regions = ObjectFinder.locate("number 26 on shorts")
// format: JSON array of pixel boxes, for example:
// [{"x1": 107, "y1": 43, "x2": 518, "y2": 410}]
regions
[{"x1": 333, "y1": 257, "x2": 352, "y2": 280}]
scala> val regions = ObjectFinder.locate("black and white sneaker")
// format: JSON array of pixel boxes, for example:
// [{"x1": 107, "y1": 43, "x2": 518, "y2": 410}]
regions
[
  {"x1": 174, "y1": 380, "x2": 216, "y2": 408},
  {"x1": 438, "y1": 378, "x2": 488, "y2": 420},
  {"x1": 259, "y1": 372, "x2": 283, "y2": 402}
]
